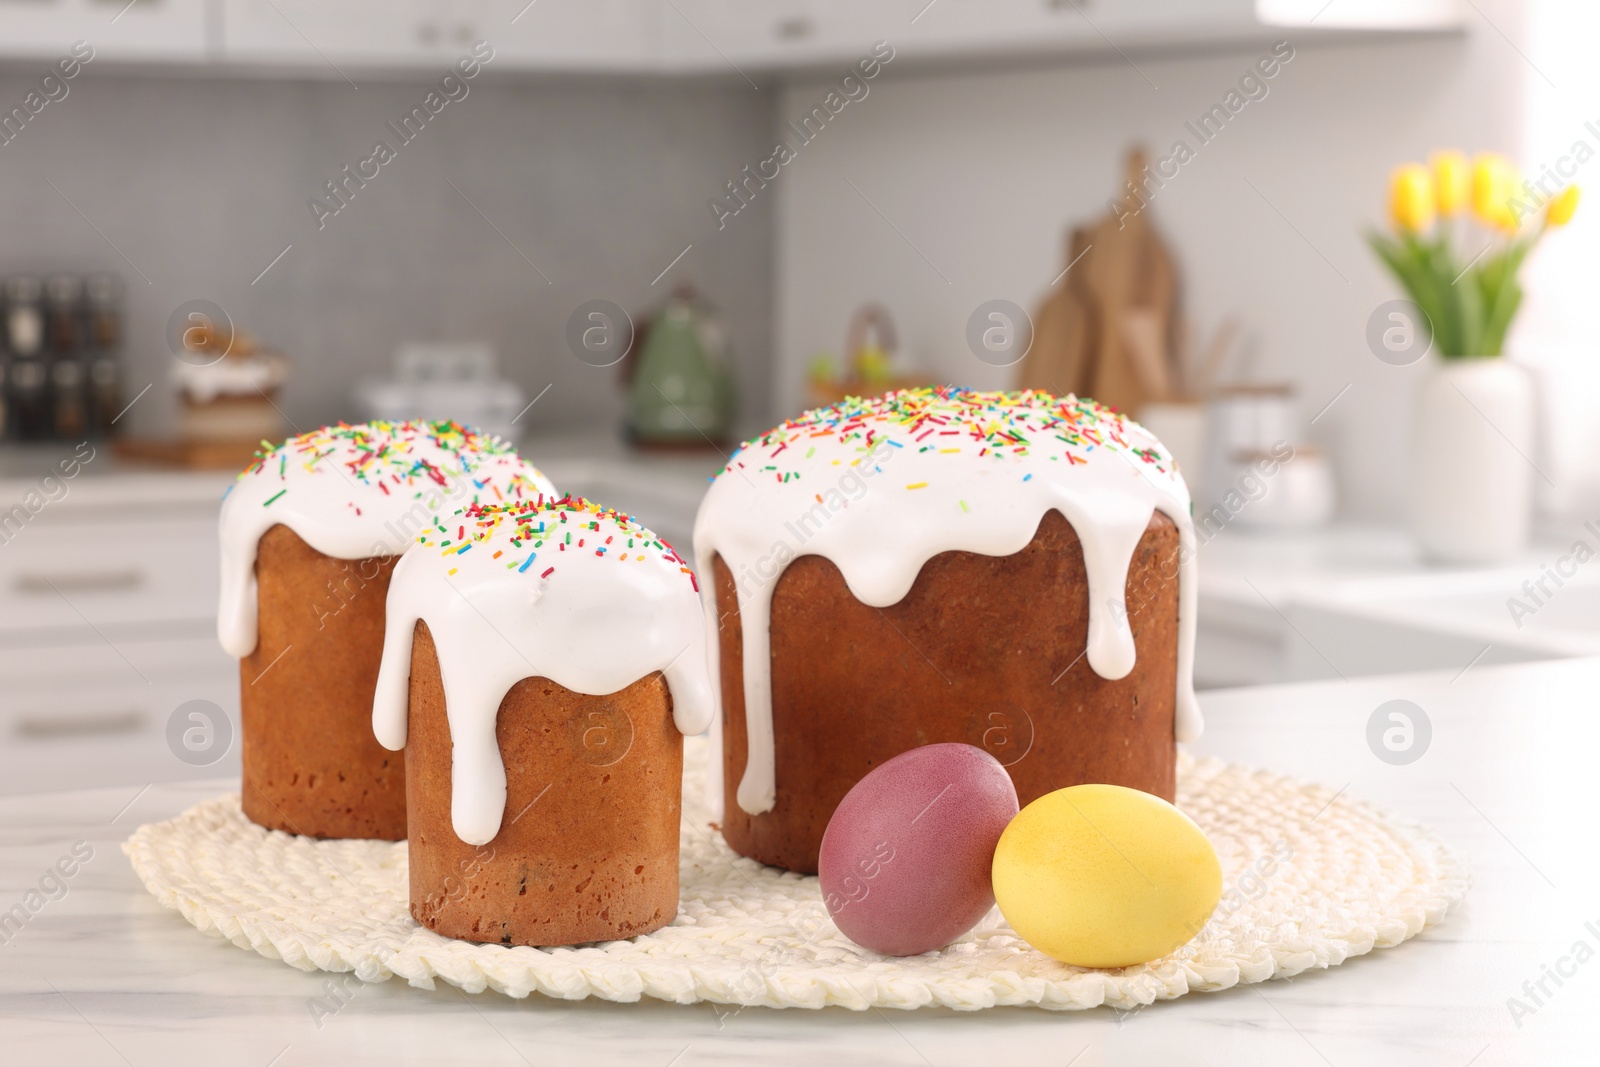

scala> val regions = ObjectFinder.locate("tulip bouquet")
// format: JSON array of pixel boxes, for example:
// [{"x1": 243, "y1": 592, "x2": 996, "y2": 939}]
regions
[{"x1": 1369, "y1": 151, "x2": 1578, "y2": 357}]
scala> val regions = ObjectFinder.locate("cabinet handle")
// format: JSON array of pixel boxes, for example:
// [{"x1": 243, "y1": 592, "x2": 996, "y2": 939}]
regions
[
  {"x1": 776, "y1": 17, "x2": 814, "y2": 41},
  {"x1": 15, "y1": 710, "x2": 146, "y2": 739},
  {"x1": 14, "y1": 570, "x2": 145, "y2": 595}
]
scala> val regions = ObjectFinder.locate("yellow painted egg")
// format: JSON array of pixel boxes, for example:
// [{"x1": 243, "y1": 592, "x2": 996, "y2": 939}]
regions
[{"x1": 992, "y1": 784, "x2": 1222, "y2": 968}]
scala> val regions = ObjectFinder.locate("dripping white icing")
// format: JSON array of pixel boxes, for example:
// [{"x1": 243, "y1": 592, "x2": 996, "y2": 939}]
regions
[
  {"x1": 372, "y1": 497, "x2": 714, "y2": 847},
  {"x1": 216, "y1": 421, "x2": 555, "y2": 658},
  {"x1": 692, "y1": 389, "x2": 1201, "y2": 818}
]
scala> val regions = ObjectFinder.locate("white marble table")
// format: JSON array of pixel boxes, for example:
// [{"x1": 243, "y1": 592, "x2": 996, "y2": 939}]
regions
[
  {"x1": 1193, "y1": 522, "x2": 1600, "y2": 689},
  {"x1": 3, "y1": 657, "x2": 1597, "y2": 1066}
]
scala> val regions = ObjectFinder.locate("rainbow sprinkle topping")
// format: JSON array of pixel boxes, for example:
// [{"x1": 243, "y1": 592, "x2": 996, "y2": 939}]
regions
[
  {"x1": 715, "y1": 387, "x2": 1173, "y2": 486},
  {"x1": 234, "y1": 420, "x2": 548, "y2": 503},
  {"x1": 418, "y1": 495, "x2": 699, "y2": 593}
]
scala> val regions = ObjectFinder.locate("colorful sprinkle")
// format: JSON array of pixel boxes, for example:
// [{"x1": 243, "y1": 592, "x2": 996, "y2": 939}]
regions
[
  {"x1": 709, "y1": 388, "x2": 1173, "y2": 487},
  {"x1": 232, "y1": 422, "x2": 552, "y2": 517},
  {"x1": 410, "y1": 494, "x2": 698, "y2": 594}
]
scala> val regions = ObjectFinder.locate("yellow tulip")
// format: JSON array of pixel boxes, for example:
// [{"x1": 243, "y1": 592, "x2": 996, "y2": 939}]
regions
[
  {"x1": 1471, "y1": 153, "x2": 1521, "y2": 232},
  {"x1": 1547, "y1": 185, "x2": 1580, "y2": 227},
  {"x1": 1431, "y1": 150, "x2": 1469, "y2": 217},
  {"x1": 1389, "y1": 164, "x2": 1436, "y2": 233}
]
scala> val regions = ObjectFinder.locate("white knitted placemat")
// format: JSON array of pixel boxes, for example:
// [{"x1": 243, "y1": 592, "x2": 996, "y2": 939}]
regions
[{"x1": 123, "y1": 738, "x2": 1468, "y2": 1011}]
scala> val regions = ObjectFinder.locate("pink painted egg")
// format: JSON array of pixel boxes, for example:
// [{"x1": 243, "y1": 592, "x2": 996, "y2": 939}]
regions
[{"x1": 819, "y1": 742, "x2": 1020, "y2": 956}]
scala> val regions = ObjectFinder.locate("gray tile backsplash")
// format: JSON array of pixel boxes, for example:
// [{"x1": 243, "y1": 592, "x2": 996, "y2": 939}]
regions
[{"x1": 0, "y1": 68, "x2": 776, "y2": 440}]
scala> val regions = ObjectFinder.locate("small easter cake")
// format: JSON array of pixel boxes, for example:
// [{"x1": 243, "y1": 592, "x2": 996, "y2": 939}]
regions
[
  {"x1": 218, "y1": 421, "x2": 555, "y2": 841},
  {"x1": 372, "y1": 496, "x2": 713, "y2": 947},
  {"x1": 694, "y1": 387, "x2": 1200, "y2": 873}
]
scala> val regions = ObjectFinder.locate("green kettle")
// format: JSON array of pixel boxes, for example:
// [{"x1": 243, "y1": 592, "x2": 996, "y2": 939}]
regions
[{"x1": 626, "y1": 285, "x2": 736, "y2": 448}]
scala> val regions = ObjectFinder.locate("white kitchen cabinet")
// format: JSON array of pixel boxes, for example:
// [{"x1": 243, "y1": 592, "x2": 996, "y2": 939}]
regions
[
  {"x1": 1256, "y1": 0, "x2": 1464, "y2": 29},
  {"x1": 218, "y1": 0, "x2": 480, "y2": 69},
  {"x1": 0, "y1": 463, "x2": 234, "y2": 794},
  {"x1": 657, "y1": 0, "x2": 1462, "y2": 74},
  {"x1": 0, "y1": 517, "x2": 218, "y2": 636},
  {"x1": 0, "y1": 0, "x2": 212, "y2": 63},
  {"x1": 0, "y1": 637, "x2": 238, "y2": 795},
  {"x1": 219, "y1": 0, "x2": 654, "y2": 74},
  {"x1": 656, "y1": 0, "x2": 853, "y2": 74},
  {"x1": 0, "y1": 469, "x2": 225, "y2": 639},
  {"x1": 0, "y1": 0, "x2": 1462, "y2": 75},
  {"x1": 494, "y1": 0, "x2": 654, "y2": 72},
  {"x1": 900, "y1": 0, "x2": 1235, "y2": 56}
]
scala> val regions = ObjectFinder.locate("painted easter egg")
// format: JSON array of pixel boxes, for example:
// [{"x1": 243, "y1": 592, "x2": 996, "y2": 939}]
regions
[
  {"x1": 819, "y1": 743, "x2": 1019, "y2": 956},
  {"x1": 991, "y1": 783, "x2": 1222, "y2": 968}
]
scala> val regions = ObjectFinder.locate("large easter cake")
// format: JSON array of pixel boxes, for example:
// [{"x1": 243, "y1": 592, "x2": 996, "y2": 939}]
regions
[{"x1": 693, "y1": 388, "x2": 1199, "y2": 873}]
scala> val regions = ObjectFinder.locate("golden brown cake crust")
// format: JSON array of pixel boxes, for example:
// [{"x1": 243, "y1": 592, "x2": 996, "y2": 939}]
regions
[
  {"x1": 404, "y1": 621, "x2": 683, "y2": 947},
  {"x1": 240, "y1": 523, "x2": 406, "y2": 840},
  {"x1": 716, "y1": 508, "x2": 1179, "y2": 874}
]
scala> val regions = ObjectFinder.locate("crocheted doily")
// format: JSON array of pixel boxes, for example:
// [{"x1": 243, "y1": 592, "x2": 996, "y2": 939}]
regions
[{"x1": 123, "y1": 739, "x2": 1468, "y2": 1011}]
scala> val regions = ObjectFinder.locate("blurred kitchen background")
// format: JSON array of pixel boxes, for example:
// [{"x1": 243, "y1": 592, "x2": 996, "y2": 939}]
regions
[{"x1": 2, "y1": 0, "x2": 1598, "y2": 794}]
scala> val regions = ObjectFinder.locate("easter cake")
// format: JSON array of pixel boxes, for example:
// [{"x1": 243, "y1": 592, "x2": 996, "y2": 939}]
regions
[
  {"x1": 218, "y1": 421, "x2": 555, "y2": 841},
  {"x1": 694, "y1": 388, "x2": 1199, "y2": 873},
  {"x1": 372, "y1": 496, "x2": 713, "y2": 946}
]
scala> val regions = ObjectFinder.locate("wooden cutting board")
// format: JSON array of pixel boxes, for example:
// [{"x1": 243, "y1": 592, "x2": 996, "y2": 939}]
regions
[
  {"x1": 114, "y1": 437, "x2": 264, "y2": 470},
  {"x1": 1020, "y1": 147, "x2": 1181, "y2": 413}
]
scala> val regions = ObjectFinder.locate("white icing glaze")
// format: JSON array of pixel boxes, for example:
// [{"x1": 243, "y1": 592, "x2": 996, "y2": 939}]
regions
[
  {"x1": 173, "y1": 349, "x2": 288, "y2": 403},
  {"x1": 692, "y1": 388, "x2": 1200, "y2": 818},
  {"x1": 217, "y1": 421, "x2": 556, "y2": 658},
  {"x1": 372, "y1": 497, "x2": 714, "y2": 846}
]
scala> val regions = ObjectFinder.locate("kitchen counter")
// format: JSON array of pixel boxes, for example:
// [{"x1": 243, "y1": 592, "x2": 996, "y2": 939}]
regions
[
  {"x1": 0, "y1": 442, "x2": 233, "y2": 515},
  {"x1": 1195, "y1": 522, "x2": 1600, "y2": 688},
  {"x1": 3, "y1": 656, "x2": 1595, "y2": 1065}
]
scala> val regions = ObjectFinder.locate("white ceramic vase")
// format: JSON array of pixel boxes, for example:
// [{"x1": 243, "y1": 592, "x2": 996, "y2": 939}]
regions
[{"x1": 1410, "y1": 357, "x2": 1535, "y2": 564}]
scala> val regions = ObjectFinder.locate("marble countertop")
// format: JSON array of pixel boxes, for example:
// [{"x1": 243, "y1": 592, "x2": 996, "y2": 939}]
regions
[
  {"x1": 1199, "y1": 521, "x2": 1600, "y2": 636},
  {"x1": 1193, "y1": 522, "x2": 1600, "y2": 690},
  {"x1": 3, "y1": 658, "x2": 1598, "y2": 1064}
]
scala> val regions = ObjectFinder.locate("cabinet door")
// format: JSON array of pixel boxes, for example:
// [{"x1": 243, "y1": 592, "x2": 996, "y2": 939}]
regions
[
  {"x1": 492, "y1": 0, "x2": 653, "y2": 71},
  {"x1": 899, "y1": 0, "x2": 1258, "y2": 56},
  {"x1": 220, "y1": 0, "x2": 484, "y2": 68},
  {"x1": 0, "y1": 638, "x2": 240, "y2": 794},
  {"x1": 0, "y1": 0, "x2": 210, "y2": 63},
  {"x1": 659, "y1": 0, "x2": 1270, "y2": 72},
  {"x1": 221, "y1": 0, "x2": 654, "y2": 72},
  {"x1": 0, "y1": 516, "x2": 217, "y2": 637},
  {"x1": 899, "y1": 0, "x2": 1084, "y2": 46},
  {"x1": 657, "y1": 0, "x2": 838, "y2": 73}
]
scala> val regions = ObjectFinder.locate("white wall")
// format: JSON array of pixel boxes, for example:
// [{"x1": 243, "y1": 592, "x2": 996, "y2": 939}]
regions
[
  {"x1": 773, "y1": 9, "x2": 1528, "y2": 519},
  {"x1": 1514, "y1": 0, "x2": 1600, "y2": 518},
  {"x1": 0, "y1": 68, "x2": 776, "y2": 440}
]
